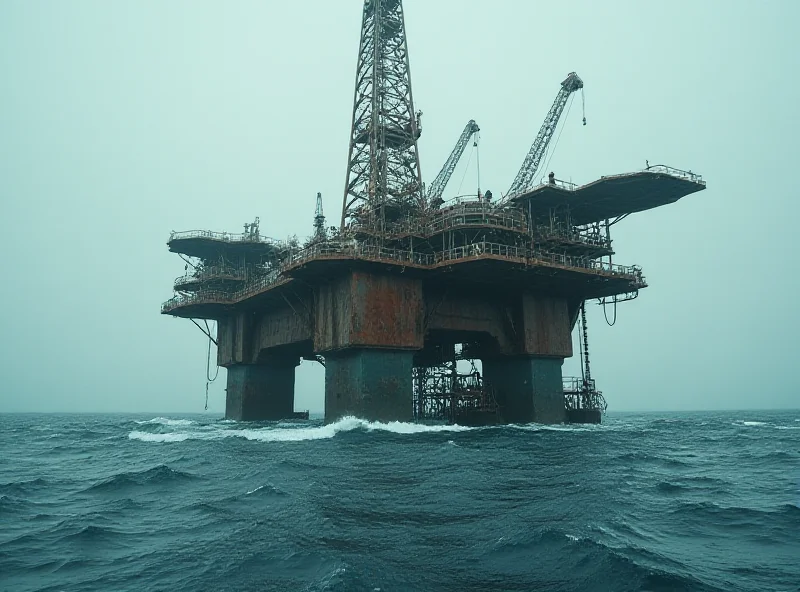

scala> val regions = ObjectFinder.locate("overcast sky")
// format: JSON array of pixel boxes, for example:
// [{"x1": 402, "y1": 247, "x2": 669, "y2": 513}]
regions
[{"x1": 1, "y1": 0, "x2": 797, "y2": 414}]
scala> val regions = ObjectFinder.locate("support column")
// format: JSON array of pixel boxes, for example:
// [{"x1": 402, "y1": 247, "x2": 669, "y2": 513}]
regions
[
  {"x1": 225, "y1": 357, "x2": 298, "y2": 421},
  {"x1": 324, "y1": 349, "x2": 414, "y2": 423},
  {"x1": 483, "y1": 356, "x2": 566, "y2": 424}
]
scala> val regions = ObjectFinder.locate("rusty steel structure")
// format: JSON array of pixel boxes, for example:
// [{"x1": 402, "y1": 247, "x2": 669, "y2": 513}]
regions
[
  {"x1": 161, "y1": 0, "x2": 706, "y2": 425},
  {"x1": 341, "y1": 0, "x2": 423, "y2": 229},
  {"x1": 413, "y1": 350, "x2": 500, "y2": 425}
]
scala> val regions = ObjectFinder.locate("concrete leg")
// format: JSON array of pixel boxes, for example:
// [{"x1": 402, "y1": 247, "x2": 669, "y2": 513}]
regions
[
  {"x1": 225, "y1": 358, "x2": 297, "y2": 421},
  {"x1": 324, "y1": 349, "x2": 414, "y2": 423},
  {"x1": 483, "y1": 357, "x2": 566, "y2": 424}
]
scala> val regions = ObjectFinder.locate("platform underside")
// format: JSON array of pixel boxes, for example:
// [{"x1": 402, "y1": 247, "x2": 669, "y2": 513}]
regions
[
  {"x1": 163, "y1": 252, "x2": 644, "y2": 320},
  {"x1": 513, "y1": 170, "x2": 705, "y2": 225},
  {"x1": 167, "y1": 236, "x2": 285, "y2": 261}
]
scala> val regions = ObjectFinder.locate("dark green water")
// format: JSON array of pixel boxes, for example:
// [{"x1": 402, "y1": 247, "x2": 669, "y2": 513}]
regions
[{"x1": 1, "y1": 411, "x2": 798, "y2": 591}]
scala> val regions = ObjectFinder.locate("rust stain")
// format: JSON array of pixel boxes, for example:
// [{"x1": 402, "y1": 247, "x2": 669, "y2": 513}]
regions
[{"x1": 349, "y1": 271, "x2": 423, "y2": 349}]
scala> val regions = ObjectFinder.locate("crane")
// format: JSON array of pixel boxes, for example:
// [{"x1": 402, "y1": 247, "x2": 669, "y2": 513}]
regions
[
  {"x1": 427, "y1": 120, "x2": 481, "y2": 207},
  {"x1": 506, "y1": 72, "x2": 584, "y2": 198}
]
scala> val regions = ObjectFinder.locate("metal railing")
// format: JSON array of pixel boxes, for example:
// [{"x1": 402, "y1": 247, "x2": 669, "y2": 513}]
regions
[
  {"x1": 533, "y1": 225, "x2": 611, "y2": 249},
  {"x1": 161, "y1": 290, "x2": 236, "y2": 313},
  {"x1": 173, "y1": 266, "x2": 248, "y2": 289},
  {"x1": 435, "y1": 242, "x2": 526, "y2": 263},
  {"x1": 348, "y1": 204, "x2": 528, "y2": 237},
  {"x1": 644, "y1": 164, "x2": 705, "y2": 185},
  {"x1": 538, "y1": 176, "x2": 578, "y2": 191},
  {"x1": 440, "y1": 194, "x2": 485, "y2": 207},
  {"x1": 431, "y1": 203, "x2": 527, "y2": 233},
  {"x1": 499, "y1": 164, "x2": 706, "y2": 206},
  {"x1": 563, "y1": 377, "x2": 597, "y2": 393},
  {"x1": 531, "y1": 249, "x2": 644, "y2": 280},
  {"x1": 163, "y1": 239, "x2": 645, "y2": 313},
  {"x1": 288, "y1": 241, "x2": 434, "y2": 268},
  {"x1": 234, "y1": 269, "x2": 284, "y2": 301},
  {"x1": 169, "y1": 229, "x2": 286, "y2": 248}
]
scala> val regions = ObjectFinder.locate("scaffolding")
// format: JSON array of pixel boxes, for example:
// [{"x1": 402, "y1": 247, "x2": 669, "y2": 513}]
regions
[{"x1": 413, "y1": 360, "x2": 499, "y2": 425}]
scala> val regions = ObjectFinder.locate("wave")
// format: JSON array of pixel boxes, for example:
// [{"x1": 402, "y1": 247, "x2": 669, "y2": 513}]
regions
[
  {"x1": 0, "y1": 494, "x2": 31, "y2": 512},
  {"x1": 128, "y1": 416, "x2": 472, "y2": 444},
  {"x1": 616, "y1": 451, "x2": 690, "y2": 468},
  {"x1": 128, "y1": 431, "x2": 190, "y2": 443},
  {"x1": 85, "y1": 465, "x2": 198, "y2": 492},
  {"x1": 656, "y1": 481, "x2": 686, "y2": 494},
  {"x1": 508, "y1": 422, "x2": 605, "y2": 433},
  {"x1": 62, "y1": 524, "x2": 123, "y2": 542},
  {"x1": 128, "y1": 417, "x2": 645, "y2": 446},
  {"x1": 670, "y1": 501, "x2": 800, "y2": 528},
  {"x1": 0, "y1": 478, "x2": 48, "y2": 496},
  {"x1": 488, "y1": 528, "x2": 725, "y2": 592},
  {"x1": 245, "y1": 483, "x2": 286, "y2": 496},
  {"x1": 655, "y1": 475, "x2": 732, "y2": 495},
  {"x1": 756, "y1": 449, "x2": 796, "y2": 461},
  {"x1": 134, "y1": 417, "x2": 195, "y2": 427}
]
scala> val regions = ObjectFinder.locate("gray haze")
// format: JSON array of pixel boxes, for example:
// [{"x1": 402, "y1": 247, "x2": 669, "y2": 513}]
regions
[{"x1": 1, "y1": 0, "x2": 798, "y2": 414}]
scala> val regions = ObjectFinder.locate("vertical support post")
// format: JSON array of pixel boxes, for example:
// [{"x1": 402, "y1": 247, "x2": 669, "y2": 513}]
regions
[
  {"x1": 325, "y1": 349, "x2": 415, "y2": 423},
  {"x1": 483, "y1": 356, "x2": 566, "y2": 424},
  {"x1": 225, "y1": 357, "x2": 298, "y2": 421}
]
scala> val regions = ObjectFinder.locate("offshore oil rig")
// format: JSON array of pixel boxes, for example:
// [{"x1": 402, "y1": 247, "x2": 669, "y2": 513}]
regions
[{"x1": 161, "y1": 0, "x2": 705, "y2": 425}]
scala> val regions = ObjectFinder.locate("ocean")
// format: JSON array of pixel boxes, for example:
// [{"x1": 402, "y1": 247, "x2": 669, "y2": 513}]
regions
[{"x1": 1, "y1": 411, "x2": 798, "y2": 592}]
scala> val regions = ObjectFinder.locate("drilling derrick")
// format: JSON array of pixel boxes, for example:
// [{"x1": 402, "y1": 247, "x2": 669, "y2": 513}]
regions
[{"x1": 341, "y1": 0, "x2": 424, "y2": 231}]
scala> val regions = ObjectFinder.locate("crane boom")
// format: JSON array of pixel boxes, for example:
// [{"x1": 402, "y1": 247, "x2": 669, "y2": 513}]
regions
[
  {"x1": 506, "y1": 72, "x2": 583, "y2": 197},
  {"x1": 427, "y1": 120, "x2": 480, "y2": 204}
]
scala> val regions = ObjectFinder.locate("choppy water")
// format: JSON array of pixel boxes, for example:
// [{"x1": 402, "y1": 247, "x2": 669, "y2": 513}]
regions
[{"x1": 1, "y1": 411, "x2": 798, "y2": 591}]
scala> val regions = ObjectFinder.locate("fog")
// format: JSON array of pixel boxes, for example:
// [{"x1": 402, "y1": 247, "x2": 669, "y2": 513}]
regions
[{"x1": 1, "y1": 0, "x2": 797, "y2": 413}]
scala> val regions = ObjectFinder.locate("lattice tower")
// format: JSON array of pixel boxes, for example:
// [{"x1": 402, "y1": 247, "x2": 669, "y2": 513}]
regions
[{"x1": 340, "y1": 0, "x2": 424, "y2": 231}]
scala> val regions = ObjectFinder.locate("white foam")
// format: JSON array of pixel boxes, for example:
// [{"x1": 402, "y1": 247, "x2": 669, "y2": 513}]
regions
[
  {"x1": 232, "y1": 417, "x2": 471, "y2": 442},
  {"x1": 566, "y1": 534, "x2": 581, "y2": 542},
  {"x1": 741, "y1": 421, "x2": 767, "y2": 427},
  {"x1": 126, "y1": 416, "x2": 472, "y2": 444},
  {"x1": 362, "y1": 419, "x2": 472, "y2": 434},
  {"x1": 135, "y1": 417, "x2": 195, "y2": 427},
  {"x1": 128, "y1": 431, "x2": 190, "y2": 442},
  {"x1": 246, "y1": 485, "x2": 266, "y2": 495},
  {"x1": 509, "y1": 423, "x2": 601, "y2": 433}
]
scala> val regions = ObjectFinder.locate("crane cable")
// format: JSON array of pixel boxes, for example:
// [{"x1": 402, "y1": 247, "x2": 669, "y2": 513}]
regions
[
  {"x1": 456, "y1": 141, "x2": 476, "y2": 195},
  {"x1": 602, "y1": 297, "x2": 618, "y2": 327},
  {"x1": 203, "y1": 320, "x2": 220, "y2": 410},
  {"x1": 581, "y1": 88, "x2": 586, "y2": 125},
  {"x1": 475, "y1": 131, "x2": 481, "y2": 197}
]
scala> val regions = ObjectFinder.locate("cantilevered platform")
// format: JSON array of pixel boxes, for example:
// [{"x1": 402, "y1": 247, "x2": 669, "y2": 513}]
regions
[
  {"x1": 511, "y1": 165, "x2": 706, "y2": 225},
  {"x1": 168, "y1": 230, "x2": 286, "y2": 261}
]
